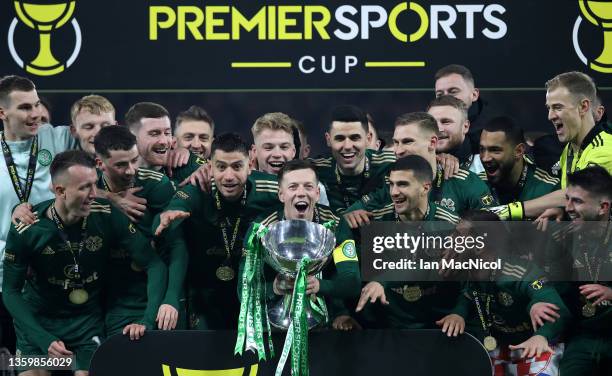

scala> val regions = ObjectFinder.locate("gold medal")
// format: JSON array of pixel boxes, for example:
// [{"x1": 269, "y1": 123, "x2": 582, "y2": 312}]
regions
[
  {"x1": 216, "y1": 265, "x2": 235, "y2": 281},
  {"x1": 402, "y1": 286, "x2": 422, "y2": 302},
  {"x1": 483, "y1": 335, "x2": 497, "y2": 351},
  {"x1": 69, "y1": 289, "x2": 89, "y2": 304},
  {"x1": 582, "y1": 303, "x2": 596, "y2": 318}
]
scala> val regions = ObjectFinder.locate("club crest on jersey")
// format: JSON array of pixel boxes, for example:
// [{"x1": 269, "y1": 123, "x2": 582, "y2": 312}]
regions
[
  {"x1": 37, "y1": 149, "x2": 52, "y2": 166},
  {"x1": 85, "y1": 236, "x2": 103, "y2": 252}
]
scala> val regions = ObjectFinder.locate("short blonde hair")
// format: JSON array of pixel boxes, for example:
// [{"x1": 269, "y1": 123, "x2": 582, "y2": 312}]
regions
[
  {"x1": 251, "y1": 112, "x2": 295, "y2": 140},
  {"x1": 545, "y1": 71, "x2": 596, "y2": 105},
  {"x1": 70, "y1": 95, "x2": 115, "y2": 123}
]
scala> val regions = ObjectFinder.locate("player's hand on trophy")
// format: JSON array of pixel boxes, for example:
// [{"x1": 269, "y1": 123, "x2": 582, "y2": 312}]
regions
[
  {"x1": 48, "y1": 340, "x2": 73, "y2": 357},
  {"x1": 436, "y1": 153, "x2": 460, "y2": 179},
  {"x1": 436, "y1": 314, "x2": 465, "y2": 337},
  {"x1": 306, "y1": 276, "x2": 320, "y2": 295},
  {"x1": 509, "y1": 335, "x2": 553, "y2": 359},
  {"x1": 534, "y1": 207, "x2": 564, "y2": 232},
  {"x1": 156, "y1": 304, "x2": 179, "y2": 330},
  {"x1": 355, "y1": 281, "x2": 388, "y2": 312},
  {"x1": 155, "y1": 210, "x2": 190, "y2": 236},
  {"x1": 11, "y1": 202, "x2": 37, "y2": 225},
  {"x1": 344, "y1": 209, "x2": 373, "y2": 229},
  {"x1": 580, "y1": 284, "x2": 612, "y2": 306},
  {"x1": 123, "y1": 323, "x2": 146, "y2": 340},
  {"x1": 180, "y1": 163, "x2": 212, "y2": 192},
  {"x1": 165, "y1": 147, "x2": 190, "y2": 176},
  {"x1": 332, "y1": 315, "x2": 362, "y2": 331},
  {"x1": 529, "y1": 302, "x2": 560, "y2": 331},
  {"x1": 108, "y1": 187, "x2": 147, "y2": 222},
  {"x1": 273, "y1": 274, "x2": 294, "y2": 295}
]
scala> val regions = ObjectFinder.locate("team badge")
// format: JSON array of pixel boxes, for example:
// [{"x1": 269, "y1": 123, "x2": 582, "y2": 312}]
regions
[
  {"x1": 128, "y1": 223, "x2": 136, "y2": 234},
  {"x1": 37, "y1": 149, "x2": 52, "y2": 166},
  {"x1": 342, "y1": 241, "x2": 356, "y2": 258},
  {"x1": 531, "y1": 278, "x2": 546, "y2": 290},
  {"x1": 85, "y1": 236, "x2": 102, "y2": 252},
  {"x1": 498, "y1": 292, "x2": 514, "y2": 306}
]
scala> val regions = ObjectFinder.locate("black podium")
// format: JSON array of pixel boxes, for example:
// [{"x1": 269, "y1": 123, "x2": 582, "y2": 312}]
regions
[{"x1": 90, "y1": 329, "x2": 492, "y2": 375}]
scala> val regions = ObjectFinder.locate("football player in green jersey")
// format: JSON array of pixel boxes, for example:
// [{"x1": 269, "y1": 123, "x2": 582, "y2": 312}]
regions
[
  {"x1": 124, "y1": 102, "x2": 208, "y2": 188},
  {"x1": 241, "y1": 159, "x2": 361, "y2": 328},
  {"x1": 173, "y1": 105, "x2": 214, "y2": 159},
  {"x1": 447, "y1": 212, "x2": 569, "y2": 374},
  {"x1": 3, "y1": 151, "x2": 167, "y2": 374},
  {"x1": 356, "y1": 156, "x2": 462, "y2": 330},
  {"x1": 154, "y1": 133, "x2": 279, "y2": 329},
  {"x1": 552, "y1": 167, "x2": 612, "y2": 376},
  {"x1": 479, "y1": 117, "x2": 559, "y2": 211},
  {"x1": 94, "y1": 126, "x2": 185, "y2": 334},
  {"x1": 344, "y1": 112, "x2": 492, "y2": 228},
  {"x1": 310, "y1": 105, "x2": 395, "y2": 214}
]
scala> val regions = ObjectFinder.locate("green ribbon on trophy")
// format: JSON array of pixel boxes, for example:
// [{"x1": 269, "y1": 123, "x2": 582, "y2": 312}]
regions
[
  {"x1": 235, "y1": 223, "x2": 275, "y2": 361},
  {"x1": 275, "y1": 220, "x2": 335, "y2": 376}
]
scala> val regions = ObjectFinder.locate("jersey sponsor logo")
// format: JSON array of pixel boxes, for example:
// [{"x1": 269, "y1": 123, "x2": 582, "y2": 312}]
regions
[
  {"x1": 3, "y1": 252, "x2": 16, "y2": 262},
  {"x1": 37, "y1": 149, "x2": 53, "y2": 166},
  {"x1": 439, "y1": 198, "x2": 456, "y2": 212},
  {"x1": 64, "y1": 264, "x2": 77, "y2": 279},
  {"x1": 481, "y1": 194, "x2": 494, "y2": 206},
  {"x1": 342, "y1": 241, "x2": 357, "y2": 258},
  {"x1": 85, "y1": 236, "x2": 103, "y2": 252}
]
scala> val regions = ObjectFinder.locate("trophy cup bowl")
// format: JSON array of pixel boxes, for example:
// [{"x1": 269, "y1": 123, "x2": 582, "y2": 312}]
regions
[
  {"x1": 13, "y1": 0, "x2": 76, "y2": 75},
  {"x1": 580, "y1": 0, "x2": 612, "y2": 72},
  {"x1": 262, "y1": 220, "x2": 336, "y2": 330}
]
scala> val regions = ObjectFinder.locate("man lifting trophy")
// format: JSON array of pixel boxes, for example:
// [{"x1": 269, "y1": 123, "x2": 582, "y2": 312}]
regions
[{"x1": 235, "y1": 160, "x2": 361, "y2": 375}]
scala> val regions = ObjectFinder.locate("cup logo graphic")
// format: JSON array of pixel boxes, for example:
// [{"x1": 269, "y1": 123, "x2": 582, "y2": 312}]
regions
[
  {"x1": 573, "y1": 0, "x2": 612, "y2": 73},
  {"x1": 8, "y1": 0, "x2": 82, "y2": 76}
]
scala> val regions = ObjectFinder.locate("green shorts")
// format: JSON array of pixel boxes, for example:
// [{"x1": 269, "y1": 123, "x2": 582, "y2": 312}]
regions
[{"x1": 15, "y1": 313, "x2": 103, "y2": 371}]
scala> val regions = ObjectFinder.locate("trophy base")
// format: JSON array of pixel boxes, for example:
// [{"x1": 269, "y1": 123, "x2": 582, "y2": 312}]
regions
[
  {"x1": 268, "y1": 294, "x2": 322, "y2": 330},
  {"x1": 26, "y1": 64, "x2": 65, "y2": 76}
]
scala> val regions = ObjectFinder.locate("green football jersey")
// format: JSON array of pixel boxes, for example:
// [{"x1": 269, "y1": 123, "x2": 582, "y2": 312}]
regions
[
  {"x1": 370, "y1": 203, "x2": 461, "y2": 329},
  {"x1": 348, "y1": 164, "x2": 494, "y2": 216},
  {"x1": 155, "y1": 170, "x2": 280, "y2": 329},
  {"x1": 310, "y1": 149, "x2": 395, "y2": 214},
  {"x1": 2, "y1": 199, "x2": 167, "y2": 352},
  {"x1": 160, "y1": 152, "x2": 207, "y2": 187},
  {"x1": 477, "y1": 157, "x2": 559, "y2": 205},
  {"x1": 452, "y1": 259, "x2": 570, "y2": 345},
  {"x1": 96, "y1": 168, "x2": 185, "y2": 332}
]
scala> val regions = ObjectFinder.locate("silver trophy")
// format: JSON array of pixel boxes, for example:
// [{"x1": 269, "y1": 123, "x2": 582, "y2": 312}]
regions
[{"x1": 262, "y1": 220, "x2": 336, "y2": 329}]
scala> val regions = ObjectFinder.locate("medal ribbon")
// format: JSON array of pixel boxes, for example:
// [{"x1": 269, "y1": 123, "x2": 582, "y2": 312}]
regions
[
  {"x1": 50, "y1": 204, "x2": 88, "y2": 288},
  {"x1": 335, "y1": 156, "x2": 370, "y2": 211},
  {"x1": 1, "y1": 131, "x2": 38, "y2": 203},
  {"x1": 235, "y1": 223, "x2": 274, "y2": 361},
  {"x1": 215, "y1": 188, "x2": 246, "y2": 267},
  {"x1": 275, "y1": 256, "x2": 311, "y2": 376},
  {"x1": 472, "y1": 290, "x2": 493, "y2": 336}
]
